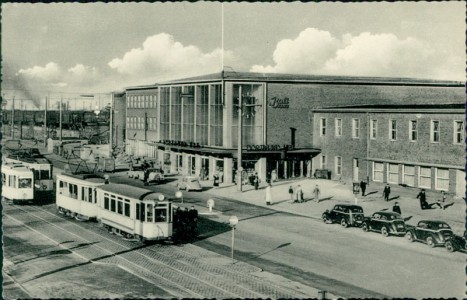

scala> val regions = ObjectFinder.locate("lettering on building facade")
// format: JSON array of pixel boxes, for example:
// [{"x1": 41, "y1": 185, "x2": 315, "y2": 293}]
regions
[
  {"x1": 159, "y1": 140, "x2": 201, "y2": 148},
  {"x1": 246, "y1": 144, "x2": 294, "y2": 151},
  {"x1": 268, "y1": 97, "x2": 290, "y2": 108}
]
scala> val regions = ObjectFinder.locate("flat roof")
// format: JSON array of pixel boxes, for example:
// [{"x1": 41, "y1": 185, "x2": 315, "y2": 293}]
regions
[{"x1": 314, "y1": 103, "x2": 465, "y2": 113}]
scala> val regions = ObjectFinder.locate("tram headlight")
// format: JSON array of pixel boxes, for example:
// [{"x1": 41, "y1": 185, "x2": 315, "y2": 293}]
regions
[{"x1": 158, "y1": 195, "x2": 165, "y2": 201}]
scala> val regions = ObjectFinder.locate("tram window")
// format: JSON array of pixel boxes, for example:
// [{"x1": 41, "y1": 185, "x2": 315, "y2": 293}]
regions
[
  {"x1": 124, "y1": 200, "x2": 130, "y2": 217},
  {"x1": 40, "y1": 170, "x2": 50, "y2": 180},
  {"x1": 155, "y1": 207, "x2": 167, "y2": 222},
  {"x1": 110, "y1": 198, "x2": 116, "y2": 212},
  {"x1": 147, "y1": 204, "x2": 153, "y2": 222},
  {"x1": 104, "y1": 195, "x2": 109, "y2": 210},
  {"x1": 117, "y1": 201, "x2": 123, "y2": 215},
  {"x1": 9, "y1": 175, "x2": 16, "y2": 186},
  {"x1": 19, "y1": 178, "x2": 32, "y2": 189},
  {"x1": 168, "y1": 203, "x2": 172, "y2": 222},
  {"x1": 2, "y1": 173, "x2": 6, "y2": 185},
  {"x1": 69, "y1": 184, "x2": 78, "y2": 199},
  {"x1": 81, "y1": 187, "x2": 86, "y2": 201},
  {"x1": 88, "y1": 188, "x2": 93, "y2": 203},
  {"x1": 136, "y1": 204, "x2": 140, "y2": 220},
  {"x1": 33, "y1": 170, "x2": 40, "y2": 180}
]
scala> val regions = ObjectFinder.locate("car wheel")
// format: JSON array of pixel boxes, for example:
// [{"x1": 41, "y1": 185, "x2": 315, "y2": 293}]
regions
[
  {"x1": 340, "y1": 218, "x2": 349, "y2": 228},
  {"x1": 322, "y1": 214, "x2": 330, "y2": 224},
  {"x1": 362, "y1": 223, "x2": 369, "y2": 232},
  {"x1": 426, "y1": 236, "x2": 436, "y2": 248},
  {"x1": 381, "y1": 226, "x2": 389, "y2": 237},
  {"x1": 445, "y1": 241, "x2": 456, "y2": 252},
  {"x1": 405, "y1": 231, "x2": 415, "y2": 242}
]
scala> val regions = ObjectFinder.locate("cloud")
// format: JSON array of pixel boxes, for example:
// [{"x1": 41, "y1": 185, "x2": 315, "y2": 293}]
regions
[
  {"x1": 68, "y1": 64, "x2": 98, "y2": 83},
  {"x1": 108, "y1": 33, "x2": 228, "y2": 80},
  {"x1": 251, "y1": 28, "x2": 464, "y2": 80},
  {"x1": 18, "y1": 62, "x2": 61, "y2": 82}
]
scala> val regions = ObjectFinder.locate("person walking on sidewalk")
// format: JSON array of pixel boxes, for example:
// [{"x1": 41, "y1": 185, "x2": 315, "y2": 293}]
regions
[
  {"x1": 313, "y1": 184, "x2": 321, "y2": 203},
  {"x1": 383, "y1": 184, "x2": 391, "y2": 201},
  {"x1": 288, "y1": 185, "x2": 294, "y2": 202},
  {"x1": 296, "y1": 184, "x2": 304, "y2": 203},
  {"x1": 392, "y1": 202, "x2": 402, "y2": 214},
  {"x1": 254, "y1": 173, "x2": 259, "y2": 190},
  {"x1": 360, "y1": 180, "x2": 367, "y2": 196},
  {"x1": 417, "y1": 189, "x2": 428, "y2": 209},
  {"x1": 265, "y1": 183, "x2": 272, "y2": 206}
]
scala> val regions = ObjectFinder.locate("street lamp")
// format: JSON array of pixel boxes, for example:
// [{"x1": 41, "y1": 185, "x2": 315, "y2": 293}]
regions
[
  {"x1": 175, "y1": 190, "x2": 183, "y2": 204},
  {"x1": 229, "y1": 215, "x2": 239, "y2": 264}
]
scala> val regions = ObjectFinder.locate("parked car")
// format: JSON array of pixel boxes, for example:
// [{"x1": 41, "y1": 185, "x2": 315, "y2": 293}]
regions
[
  {"x1": 445, "y1": 231, "x2": 467, "y2": 253},
  {"x1": 176, "y1": 176, "x2": 203, "y2": 191},
  {"x1": 322, "y1": 204, "x2": 364, "y2": 228},
  {"x1": 127, "y1": 165, "x2": 145, "y2": 179},
  {"x1": 405, "y1": 220, "x2": 454, "y2": 247},
  {"x1": 362, "y1": 211, "x2": 406, "y2": 237},
  {"x1": 143, "y1": 168, "x2": 165, "y2": 184}
]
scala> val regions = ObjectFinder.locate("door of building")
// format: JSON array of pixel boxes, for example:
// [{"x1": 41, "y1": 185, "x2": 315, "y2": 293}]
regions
[
  {"x1": 455, "y1": 169, "x2": 465, "y2": 197},
  {"x1": 190, "y1": 156, "x2": 196, "y2": 175},
  {"x1": 353, "y1": 158, "x2": 359, "y2": 181}
]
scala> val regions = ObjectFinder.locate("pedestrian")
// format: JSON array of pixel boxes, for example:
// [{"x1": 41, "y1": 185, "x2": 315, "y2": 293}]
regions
[
  {"x1": 441, "y1": 191, "x2": 447, "y2": 203},
  {"x1": 213, "y1": 174, "x2": 219, "y2": 187},
  {"x1": 254, "y1": 173, "x2": 259, "y2": 190},
  {"x1": 312, "y1": 184, "x2": 321, "y2": 203},
  {"x1": 143, "y1": 168, "x2": 150, "y2": 186},
  {"x1": 265, "y1": 183, "x2": 272, "y2": 206},
  {"x1": 392, "y1": 202, "x2": 402, "y2": 214},
  {"x1": 435, "y1": 200, "x2": 445, "y2": 210},
  {"x1": 360, "y1": 180, "x2": 367, "y2": 196},
  {"x1": 416, "y1": 189, "x2": 428, "y2": 209},
  {"x1": 296, "y1": 184, "x2": 304, "y2": 203},
  {"x1": 382, "y1": 184, "x2": 391, "y2": 201},
  {"x1": 271, "y1": 169, "x2": 277, "y2": 182},
  {"x1": 288, "y1": 185, "x2": 294, "y2": 202}
]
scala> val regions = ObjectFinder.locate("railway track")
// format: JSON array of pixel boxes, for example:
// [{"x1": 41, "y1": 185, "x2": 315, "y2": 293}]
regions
[{"x1": 3, "y1": 203, "x2": 308, "y2": 299}]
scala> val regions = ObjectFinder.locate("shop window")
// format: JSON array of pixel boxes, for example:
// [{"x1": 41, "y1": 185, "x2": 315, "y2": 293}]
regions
[
  {"x1": 335, "y1": 118, "x2": 342, "y2": 136},
  {"x1": 419, "y1": 167, "x2": 431, "y2": 188},
  {"x1": 387, "y1": 163, "x2": 399, "y2": 184},
  {"x1": 370, "y1": 120, "x2": 377, "y2": 139},
  {"x1": 410, "y1": 120, "x2": 418, "y2": 141},
  {"x1": 403, "y1": 165, "x2": 415, "y2": 187},
  {"x1": 435, "y1": 168, "x2": 449, "y2": 191},
  {"x1": 373, "y1": 162, "x2": 384, "y2": 182},
  {"x1": 431, "y1": 120, "x2": 440, "y2": 143},
  {"x1": 454, "y1": 121, "x2": 464, "y2": 144}
]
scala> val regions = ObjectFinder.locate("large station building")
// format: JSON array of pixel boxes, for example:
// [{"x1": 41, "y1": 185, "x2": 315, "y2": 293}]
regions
[{"x1": 116, "y1": 71, "x2": 464, "y2": 191}]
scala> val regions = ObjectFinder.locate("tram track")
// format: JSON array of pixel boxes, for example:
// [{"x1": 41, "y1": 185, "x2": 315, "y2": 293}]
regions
[{"x1": 4, "y1": 204, "x2": 309, "y2": 298}]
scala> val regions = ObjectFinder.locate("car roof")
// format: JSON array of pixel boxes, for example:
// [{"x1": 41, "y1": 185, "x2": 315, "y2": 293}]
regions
[
  {"x1": 336, "y1": 204, "x2": 363, "y2": 208},
  {"x1": 419, "y1": 220, "x2": 449, "y2": 225},
  {"x1": 375, "y1": 211, "x2": 399, "y2": 216}
]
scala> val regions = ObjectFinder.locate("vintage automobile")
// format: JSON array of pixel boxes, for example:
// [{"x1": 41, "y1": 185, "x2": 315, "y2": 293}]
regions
[
  {"x1": 144, "y1": 168, "x2": 165, "y2": 184},
  {"x1": 361, "y1": 211, "x2": 406, "y2": 237},
  {"x1": 405, "y1": 220, "x2": 454, "y2": 247},
  {"x1": 176, "y1": 176, "x2": 203, "y2": 191},
  {"x1": 127, "y1": 165, "x2": 145, "y2": 179},
  {"x1": 444, "y1": 231, "x2": 466, "y2": 253},
  {"x1": 322, "y1": 204, "x2": 364, "y2": 228}
]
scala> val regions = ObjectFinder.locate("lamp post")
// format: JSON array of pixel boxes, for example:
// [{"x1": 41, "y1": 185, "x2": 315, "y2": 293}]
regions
[
  {"x1": 229, "y1": 215, "x2": 239, "y2": 264},
  {"x1": 175, "y1": 190, "x2": 183, "y2": 204}
]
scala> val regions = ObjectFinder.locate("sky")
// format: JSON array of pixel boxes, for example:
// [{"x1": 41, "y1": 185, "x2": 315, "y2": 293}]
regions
[{"x1": 1, "y1": 2, "x2": 465, "y2": 109}]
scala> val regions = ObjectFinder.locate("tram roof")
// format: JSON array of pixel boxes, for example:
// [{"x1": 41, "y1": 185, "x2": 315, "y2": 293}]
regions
[
  {"x1": 98, "y1": 183, "x2": 167, "y2": 201},
  {"x1": 1, "y1": 164, "x2": 32, "y2": 174},
  {"x1": 57, "y1": 173, "x2": 106, "y2": 184}
]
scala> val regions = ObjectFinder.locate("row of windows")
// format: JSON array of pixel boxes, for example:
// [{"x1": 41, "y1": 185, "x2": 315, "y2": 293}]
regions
[
  {"x1": 372, "y1": 163, "x2": 449, "y2": 191},
  {"x1": 2, "y1": 174, "x2": 33, "y2": 189},
  {"x1": 127, "y1": 95, "x2": 157, "y2": 109},
  {"x1": 58, "y1": 181, "x2": 96, "y2": 203},
  {"x1": 126, "y1": 117, "x2": 157, "y2": 130},
  {"x1": 103, "y1": 194, "x2": 131, "y2": 217},
  {"x1": 102, "y1": 193, "x2": 170, "y2": 222},
  {"x1": 320, "y1": 118, "x2": 465, "y2": 144}
]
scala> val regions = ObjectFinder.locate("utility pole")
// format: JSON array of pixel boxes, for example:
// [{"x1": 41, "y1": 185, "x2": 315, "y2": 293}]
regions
[
  {"x1": 44, "y1": 96, "x2": 48, "y2": 147},
  {"x1": 237, "y1": 86, "x2": 243, "y2": 191},
  {"x1": 109, "y1": 93, "x2": 114, "y2": 157},
  {"x1": 59, "y1": 97, "x2": 63, "y2": 142},
  {"x1": 11, "y1": 96, "x2": 15, "y2": 139}
]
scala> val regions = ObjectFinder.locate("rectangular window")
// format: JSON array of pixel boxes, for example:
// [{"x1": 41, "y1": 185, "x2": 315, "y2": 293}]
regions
[
  {"x1": 335, "y1": 118, "x2": 342, "y2": 136},
  {"x1": 373, "y1": 162, "x2": 384, "y2": 182},
  {"x1": 410, "y1": 120, "x2": 418, "y2": 142},
  {"x1": 320, "y1": 118, "x2": 326, "y2": 136},
  {"x1": 110, "y1": 196, "x2": 116, "y2": 212},
  {"x1": 117, "y1": 197, "x2": 123, "y2": 215},
  {"x1": 370, "y1": 120, "x2": 377, "y2": 139},
  {"x1": 419, "y1": 166, "x2": 431, "y2": 188},
  {"x1": 136, "y1": 203, "x2": 140, "y2": 220},
  {"x1": 69, "y1": 184, "x2": 78, "y2": 199},
  {"x1": 88, "y1": 188, "x2": 93, "y2": 203},
  {"x1": 435, "y1": 168, "x2": 449, "y2": 191},
  {"x1": 388, "y1": 163, "x2": 399, "y2": 184},
  {"x1": 335, "y1": 156, "x2": 342, "y2": 176},
  {"x1": 389, "y1": 120, "x2": 397, "y2": 140},
  {"x1": 454, "y1": 121, "x2": 464, "y2": 144},
  {"x1": 104, "y1": 195, "x2": 109, "y2": 210},
  {"x1": 321, "y1": 155, "x2": 327, "y2": 169},
  {"x1": 403, "y1": 165, "x2": 415, "y2": 187},
  {"x1": 431, "y1": 120, "x2": 440, "y2": 143},
  {"x1": 124, "y1": 200, "x2": 131, "y2": 217},
  {"x1": 146, "y1": 204, "x2": 153, "y2": 222},
  {"x1": 352, "y1": 118, "x2": 360, "y2": 138},
  {"x1": 155, "y1": 205, "x2": 168, "y2": 222}
]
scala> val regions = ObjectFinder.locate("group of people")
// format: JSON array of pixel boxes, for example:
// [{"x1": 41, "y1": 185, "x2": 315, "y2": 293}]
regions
[
  {"x1": 173, "y1": 206, "x2": 199, "y2": 241},
  {"x1": 286, "y1": 184, "x2": 321, "y2": 203}
]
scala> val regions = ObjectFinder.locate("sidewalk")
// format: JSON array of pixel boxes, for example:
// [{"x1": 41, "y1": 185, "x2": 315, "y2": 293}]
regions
[{"x1": 200, "y1": 178, "x2": 466, "y2": 234}]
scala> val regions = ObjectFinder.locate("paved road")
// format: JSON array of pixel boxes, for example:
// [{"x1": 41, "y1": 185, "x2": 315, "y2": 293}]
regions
[{"x1": 111, "y1": 174, "x2": 466, "y2": 298}]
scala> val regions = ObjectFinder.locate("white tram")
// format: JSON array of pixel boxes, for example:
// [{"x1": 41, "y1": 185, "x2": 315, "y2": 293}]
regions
[
  {"x1": 1, "y1": 163, "x2": 35, "y2": 202},
  {"x1": 96, "y1": 184, "x2": 173, "y2": 242},
  {"x1": 56, "y1": 173, "x2": 106, "y2": 220}
]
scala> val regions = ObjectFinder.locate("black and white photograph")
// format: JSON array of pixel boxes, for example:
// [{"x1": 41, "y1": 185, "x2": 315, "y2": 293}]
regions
[{"x1": 1, "y1": 2, "x2": 465, "y2": 299}]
